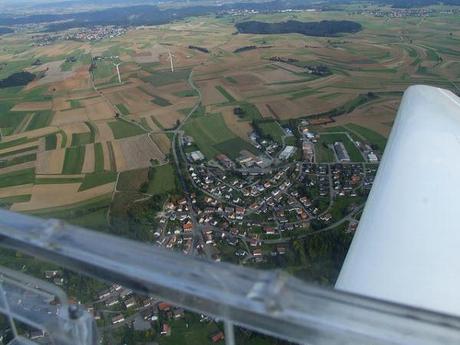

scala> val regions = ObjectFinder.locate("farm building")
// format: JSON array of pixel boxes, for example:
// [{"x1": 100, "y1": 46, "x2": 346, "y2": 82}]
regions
[
  {"x1": 334, "y1": 142, "x2": 351, "y2": 162},
  {"x1": 279, "y1": 146, "x2": 296, "y2": 160}
]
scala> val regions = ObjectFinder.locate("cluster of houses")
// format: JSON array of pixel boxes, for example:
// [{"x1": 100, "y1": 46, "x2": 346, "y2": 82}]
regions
[{"x1": 64, "y1": 26, "x2": 127, "y2": 41}]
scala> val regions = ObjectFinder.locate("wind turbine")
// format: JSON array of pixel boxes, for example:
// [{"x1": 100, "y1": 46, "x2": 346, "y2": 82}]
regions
[
  {"x1": 168, "y1": 49, "x2": 175, "y2": 73},
  {"x1": 113, "y1": 62, "x2": 122, "y2": 84}
]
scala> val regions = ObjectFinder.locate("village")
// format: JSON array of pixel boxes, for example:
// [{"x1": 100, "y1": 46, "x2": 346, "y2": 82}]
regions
[{"x1": 47, "y1": 117, "x2": 381, "y2": 337}]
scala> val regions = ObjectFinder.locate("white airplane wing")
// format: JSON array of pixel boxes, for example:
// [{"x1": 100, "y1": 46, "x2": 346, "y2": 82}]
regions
[{"x1": 336, "y1": 85, "x2": 460, "y2": 317}]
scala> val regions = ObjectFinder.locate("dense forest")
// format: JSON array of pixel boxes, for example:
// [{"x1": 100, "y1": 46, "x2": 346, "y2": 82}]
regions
[
  {"x1": 0, "y1": 27, "x2": 13, "y2": 35},
  {"x1": 0, "y1": 72, "x2": 35, "y2": 88},
  {"x1": 235, "y1": 20, "x2": 362, "y2": 37}
]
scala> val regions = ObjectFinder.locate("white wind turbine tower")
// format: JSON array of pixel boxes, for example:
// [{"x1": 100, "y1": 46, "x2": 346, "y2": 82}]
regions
[
  {"x1": 168, "y1": 49, "x2": 175, "y2": 72},
  {"x1": 113, "y1": 62, "x2": 122, "y2": 84}
]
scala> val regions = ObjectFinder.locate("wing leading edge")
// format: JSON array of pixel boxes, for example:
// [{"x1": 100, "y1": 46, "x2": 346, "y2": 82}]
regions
[{"x1": 336, "y1": 85, "x2": 460, "y2": 317}]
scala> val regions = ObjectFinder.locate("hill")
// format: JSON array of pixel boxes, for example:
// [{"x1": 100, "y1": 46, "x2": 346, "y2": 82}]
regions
[
  {"x1": 235, "y1": 20, "x2": 362, "y2": 37},
  {"x1": 0, "y1": 27, "x2": 13, "y2": 35}
]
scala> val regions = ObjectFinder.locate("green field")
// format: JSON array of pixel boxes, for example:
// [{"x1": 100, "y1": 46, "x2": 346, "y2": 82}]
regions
[
  {"x1": 116, "y1": 104, "x2": 130, "y2": 115},
  {"x1": 35, "y1": 177, "x2": 83, "y2": 184},
  {"x1": 144, "y1": 68, "x2": 191, "y2": 87},
  {"x1": 0, "y1": 136, "x2": 34, "y2": 150},
  {"x1": 289, "y1": 88, "x2": 318, "y2": 100},
  {"x1": 174, "y1": 89, "x2": 198, "y2": 97},
  {"x1": 215, "y1": 85, "x2": 236, "y2": 102},
  {"x1": 344, "y1": 123, "x2": 387, "y2": 152},
  {"x1": 234, "y1": 102, "x2": 262, "y2": 121},
  {"x1": 0, "y1": 168, "x2": 35, "y2": 188},
  {"x1": 117, "y1": 168, "x2": 148, "y2": 192},
  {"x1": 31, "y1": 195, "x2": 112, "y2": 232},
  {"x1": 257, "y1": 121, "x2": 285, "y2": 144},
  {"x1": 85, "y1": 121, "x2": 97, "y2": 142},
  {"x1": 45, "y1": 133, "x2": 57, "y2": 151},
  {"x1": 0, "y1": 194, "x2": 31, "y2": 204},
  {"x1": 71, "y1": 132, "x2": 92, "y2": 147},
  {"x1": 147, "y1": 164, "x2": 177, "y2": 195},
  {"x1": 151, "y1": 96, "x2": 172, "y2": 107},
  {"x1": 0, "y1": 104, "x2": 27, "y2": 135},
  {"x1": 108, "y1": 120, "x2": 147, "y2": 139},
  {"x1": 0, "y1": 146, "x2": 37, "y2": 159},
  {"x1": 70, "y1": 99, "x2": 82, "y2": 108},
  {"x1": 60, "y1": 130, "x2": 68, "y2": 148},
  {"x1": 67, "y1": 207, "x2": 109, "y2": 230},
  {"x1": 225, "y1": 76, "x2": 238, "y2": 84},
  {"x1": 92, "y1": 60, "x2": 115, "y2": 81},
  {"x1": 79, "y1": 171, "x2": 117, "y2": 191},
  {"x1": 1, "y1": 153, "x2": 36, "y2": 167},
  {"x1": 25, "y1": 111, "x2": 54, "y2": 131},
  {"x1": 94, "y1": 142, "x2": 105, "y2": 172},
  {"x1": 65, "y1": 53, "x2": 92, "y2": 71},
  {"x1": 62, "y1": 146, "x2": 86, "y2": 174},
  {"x1": 184, "y1": 113, "x2": 257, "y2": 159}
]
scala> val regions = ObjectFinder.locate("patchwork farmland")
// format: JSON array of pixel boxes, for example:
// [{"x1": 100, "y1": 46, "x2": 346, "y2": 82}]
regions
[{"x1": 0, "y1": 7, "x2": 458, "y2": 221}]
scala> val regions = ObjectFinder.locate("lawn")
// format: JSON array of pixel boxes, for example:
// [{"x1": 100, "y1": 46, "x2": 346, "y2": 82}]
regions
[
  {"x1": 0, "y1": 168, "x2": 35, "y2": 188},
  {"x1": 62, "y1": 146, "x2": 86, "y2": 174},
  {"x1": 144, "y1": 68, "x2": 191, "y2": 87},
  {"x1": 79, "y1": 171, "x2": 117, "y2": 191},
  {"x1": 184, "y1": 113, "x2": 257, "y2": 159},
  {"x1": 147, "y1": 164, "x2": 177, "y2": 195},
  {"x1": 344, "y1": 123, "x2": 387, "y2": 152},
  {"x1": 108, "y1": 120, "x2": 147, "y2": 139},
  {"x1": 215, "y1": 85, "x2": 236, "y2": 102}
]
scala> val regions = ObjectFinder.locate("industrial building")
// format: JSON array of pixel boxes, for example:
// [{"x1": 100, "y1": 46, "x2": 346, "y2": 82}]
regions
[
  {"x1": 333, "y1": 142, "x2": 351, "y2": 162},
  {"x1": 279, "y1": 146, "x2": 296, "y2": 160}
]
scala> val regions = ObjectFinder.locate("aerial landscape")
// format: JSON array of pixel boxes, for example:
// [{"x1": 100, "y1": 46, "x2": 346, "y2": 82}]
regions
[{"x1": 0, "y1": 0, "x2": 459, "y2": 343}]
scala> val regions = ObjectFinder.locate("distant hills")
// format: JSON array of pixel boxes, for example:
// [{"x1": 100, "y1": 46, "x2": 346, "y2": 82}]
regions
[
  {"x1": 0, "y1": 27, "x2": 13, "y2": 35},
  {"x1": 0, "y1": 1, "x2": 319, "y2": 31},
  {"x1": 235, "y1": 20, "x2": 362, "y2": 37}
]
